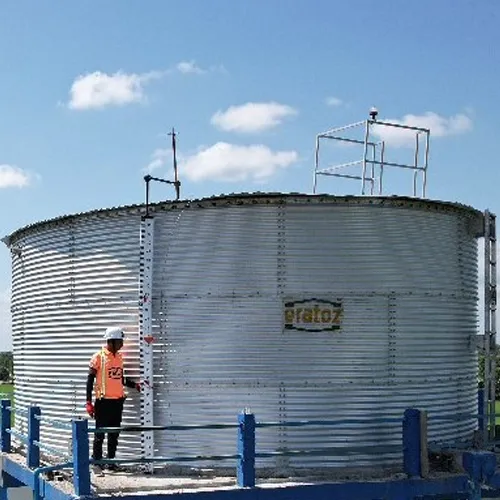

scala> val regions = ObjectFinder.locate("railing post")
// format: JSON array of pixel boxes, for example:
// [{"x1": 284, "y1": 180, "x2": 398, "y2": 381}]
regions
[
  {"x1": 27, "y1": 406, "x2": 41, "y2": 468},
  {"x1": 403, "y1": 408, "x2": 428, "y2": 478},
  {"x1": 1, "y1": 399, "x2": 11, "y2": 453},
  {"x1": 72, "y1": 419, "x2": 91, "y2": 497},
  {"x1": 478, "y1": 388, "x2": 485, "y2": 433},
  {"x1": 463, "y1": 451, "x2": 496, "y2": 500},
  {"x1": 237, "y1": 410, "x2": 255, "y2": 488}
]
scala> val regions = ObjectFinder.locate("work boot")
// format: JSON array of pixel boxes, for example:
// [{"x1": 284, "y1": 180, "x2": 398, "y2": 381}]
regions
[
  {"x1": 106, "y1": 463, "x2": 123, "y2": 472},
  {"x1": 92, "y1": 464, "x2": 105, "y2": 477}
]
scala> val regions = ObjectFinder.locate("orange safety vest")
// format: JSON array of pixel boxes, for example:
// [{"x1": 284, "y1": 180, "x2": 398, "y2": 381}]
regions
[{"x1": 89, "y1": 347, "x2": 125, "y2": 399}]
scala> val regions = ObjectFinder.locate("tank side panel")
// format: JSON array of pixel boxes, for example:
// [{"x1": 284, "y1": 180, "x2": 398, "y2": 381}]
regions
[
  {"x1": 11, "y1": 213, "x2": 142, "y2": 457},
  {"x1": 151, "y1": 207, "x2": 279, "y2": 461},
  {"x1": 281, "y1": 205, "x2": 478, "y2": 465}
]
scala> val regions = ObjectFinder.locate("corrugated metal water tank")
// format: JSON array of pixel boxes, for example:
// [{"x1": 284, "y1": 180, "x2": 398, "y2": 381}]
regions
[{"x1": 5, "y1": 194, "x2": 484, "y2": 470}]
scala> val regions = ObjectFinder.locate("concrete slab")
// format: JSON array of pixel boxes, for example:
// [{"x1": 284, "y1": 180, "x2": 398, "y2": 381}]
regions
[{"x1": 0, "y1": 451, "x2": 474, "y2": 498}]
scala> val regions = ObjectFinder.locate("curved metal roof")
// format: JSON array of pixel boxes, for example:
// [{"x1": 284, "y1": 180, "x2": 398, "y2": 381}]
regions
[{"x1": 3, "y1": 192, "x2": 485, "y2": 247}]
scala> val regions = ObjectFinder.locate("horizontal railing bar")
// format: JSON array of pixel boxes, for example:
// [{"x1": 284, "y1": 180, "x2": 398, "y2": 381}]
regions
[
  {"x1": 7, "y1": 429, "x2": 28, "y2": 443},
  {"x1": 256, "y1": 417, "x2": 403, "y2": 428},
  {"x1": 428, "y1": 441, "x2": 472, "y2": 452},
  {"x1": 257, "y1": 444, "x2": 403, "y2": 458},
  {"x1": 317, "y1": 135, "x2": 381, "y2": 147},
  {"x1": 90, "y1": 417, "x2": 405, "y2": 434},
  {"x1": 89, "y1": 422, "x2": 239, "y2": 434},
  {"x1": 369, "y1": 159, "x2": 426, "y2": 170},
  {"x1": 321, "y1": 160, "x2": 364, "y2": 170},
  {"x1": 368, "y1": 119, "x2": 430, "y2": 132},
  {"x1": 33, "y1": 441, "x2": 70, "y2": 458},
  {"x1": 35, "y1": 416, "x2": 73, "y2": 430},
  {"x1": 429, "y1": 413, "x2": 482, "y2": 421},
  {"x1": 317, "y1": 121, "x2": 366, "y2": 136},
  {"x1": 6, "y1": 407, "x2": 29, "y2": 417},
  {"x1": 93, "y1": 454, "x2": 240, "y2": 465},
  {"x1": 318, "y1": 173, "x2": 366, "y2": 180},
  {"x1": 93, "y1": 444, "x2": 404, "y2": 466}
]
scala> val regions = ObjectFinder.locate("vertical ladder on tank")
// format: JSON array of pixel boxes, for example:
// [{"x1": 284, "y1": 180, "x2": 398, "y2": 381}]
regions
[
  {"x1": 484, "y1": 210, "x2": 497, "y2": 442},
  {"x1": 139, "y1": 216, "x2": 155, "y2": 472}
]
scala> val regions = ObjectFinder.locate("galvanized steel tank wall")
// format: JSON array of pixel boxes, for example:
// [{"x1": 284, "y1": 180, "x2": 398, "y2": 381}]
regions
[
  {"x1": 9, "y1": 211, "x2": 143, "y2": 458},
  {"x1": 6, "y1": 195, "x2": 483, "y2": 469}
]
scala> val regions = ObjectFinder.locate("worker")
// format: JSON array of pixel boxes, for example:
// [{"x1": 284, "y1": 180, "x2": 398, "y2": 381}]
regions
[{"x1": 85, "y1": 326, "x2": 141, "y2": 474}]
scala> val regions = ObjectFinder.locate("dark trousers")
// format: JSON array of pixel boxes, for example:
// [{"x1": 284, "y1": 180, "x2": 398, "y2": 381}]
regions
[{"x1": 92, "y1": 398, "x2": 124, "y2": 460}]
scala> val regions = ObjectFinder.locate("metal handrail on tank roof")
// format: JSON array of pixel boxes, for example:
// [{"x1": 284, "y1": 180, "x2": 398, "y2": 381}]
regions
[{"x1": 313, "y1": 109, "x2": 430, "y2": 198}]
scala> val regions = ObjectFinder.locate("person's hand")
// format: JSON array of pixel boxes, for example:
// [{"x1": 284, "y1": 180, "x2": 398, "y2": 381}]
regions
[
  {"x1": 85, "y1": 401, "x2": 95, "y2": 418},
  {"x1": 135, "y1": 380, "x2": 151, "y2": 392}
]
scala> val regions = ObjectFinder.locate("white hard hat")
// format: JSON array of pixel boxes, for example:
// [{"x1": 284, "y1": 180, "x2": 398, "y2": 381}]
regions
[{"x1": 104, "y1": 327, "x2": 125, "y2": 341}]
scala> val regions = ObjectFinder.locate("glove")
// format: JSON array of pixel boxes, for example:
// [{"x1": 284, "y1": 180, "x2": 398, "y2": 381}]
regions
[
  {"x1": 135, "y1": 380, "x2": 150, "y2": 392},
  {"x1": 85, "y1": 401, "x2": 95, "y2": 418}
]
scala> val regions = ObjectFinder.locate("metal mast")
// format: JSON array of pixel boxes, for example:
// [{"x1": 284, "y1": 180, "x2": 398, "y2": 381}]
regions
[
  {"x1": 144, "y1": 127, "x2": 181, "y2": 216},
  {"x1": 169, "y1": 128, "x2": 180, "y2": 201}
]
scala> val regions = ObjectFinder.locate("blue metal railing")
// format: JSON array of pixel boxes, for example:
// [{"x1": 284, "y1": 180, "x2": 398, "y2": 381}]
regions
[{"x1": 0, "y1": 397, "x2": 498, "y2": 499}]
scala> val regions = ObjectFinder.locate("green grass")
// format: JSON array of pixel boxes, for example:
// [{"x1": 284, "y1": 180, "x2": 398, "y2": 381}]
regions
[
  {"x1": 0, "y1": 384, "x2": 14, "y2": 424},
  {"x1": 0, "y1": 383, "x2": 13, "y2": 399}
]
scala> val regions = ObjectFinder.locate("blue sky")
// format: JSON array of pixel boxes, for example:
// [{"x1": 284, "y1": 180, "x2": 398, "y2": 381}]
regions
[{"x1": 0, "y1": 0, "x2": 498, "y2": 349}]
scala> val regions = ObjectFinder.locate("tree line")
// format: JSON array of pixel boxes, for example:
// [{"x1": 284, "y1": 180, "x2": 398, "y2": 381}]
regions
[
  {"x1": 478, "y1": 354, "x2": 500, "y2": 398},
  {"x1": 0, "y1": 352, "x2": 12, "y2": 383}
]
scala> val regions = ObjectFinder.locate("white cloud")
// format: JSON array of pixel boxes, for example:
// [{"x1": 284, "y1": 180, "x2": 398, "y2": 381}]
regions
[
  {"x1": 326, "y1": 97, "x2": 343, "y2": 107},
  {"x1": 176, "y1": 61, "x2": 205, "y2": 74},
  {"x1": 372, "y1": 112, "x2": 473, "y2": 147},
  {"x1": 67, "y1": 62, "x2": 224, "y2": 110},
  {"x1": 145, "y1": 148, "x2": 170, "y2": 173},
  {"x1": 211, "y1": 102, "x2": 297, "y2": 133},
  {"x1": 67, "y1": 70, "x2": 164, "y2": 110},
  {"x1": 180, "y1": 142, "x2": 298, "y2": 182},
  {"x1": 0, "y1": 165, "x2": 31, "y2": 188},
  {"x1": 176, "y1": 61, "x2": 226, "y2": 75}
]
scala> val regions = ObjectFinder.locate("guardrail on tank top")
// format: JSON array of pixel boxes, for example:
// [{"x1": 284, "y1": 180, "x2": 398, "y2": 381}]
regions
[{"x1": 0, "y1": 396, "x2": 498, "y2": 500}]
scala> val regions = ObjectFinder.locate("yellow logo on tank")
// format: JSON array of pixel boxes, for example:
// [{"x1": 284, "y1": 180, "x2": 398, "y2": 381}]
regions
[{"x1": 284, "y1": 299, "x2": 343, "y2": 332}]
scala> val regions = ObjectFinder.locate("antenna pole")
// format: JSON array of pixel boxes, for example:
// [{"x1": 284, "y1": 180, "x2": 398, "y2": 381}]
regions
[
  {"x1": 169, "y1": 127, "x2": 181, "y2": 200},
  {"x1": 142, "y1": 127, "x2": 181, "y2": 210}
]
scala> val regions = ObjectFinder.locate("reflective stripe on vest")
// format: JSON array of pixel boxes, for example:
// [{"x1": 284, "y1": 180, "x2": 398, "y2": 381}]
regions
[{"x1": 99, "y1": 349, "x2": 106, "y2": 398}]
